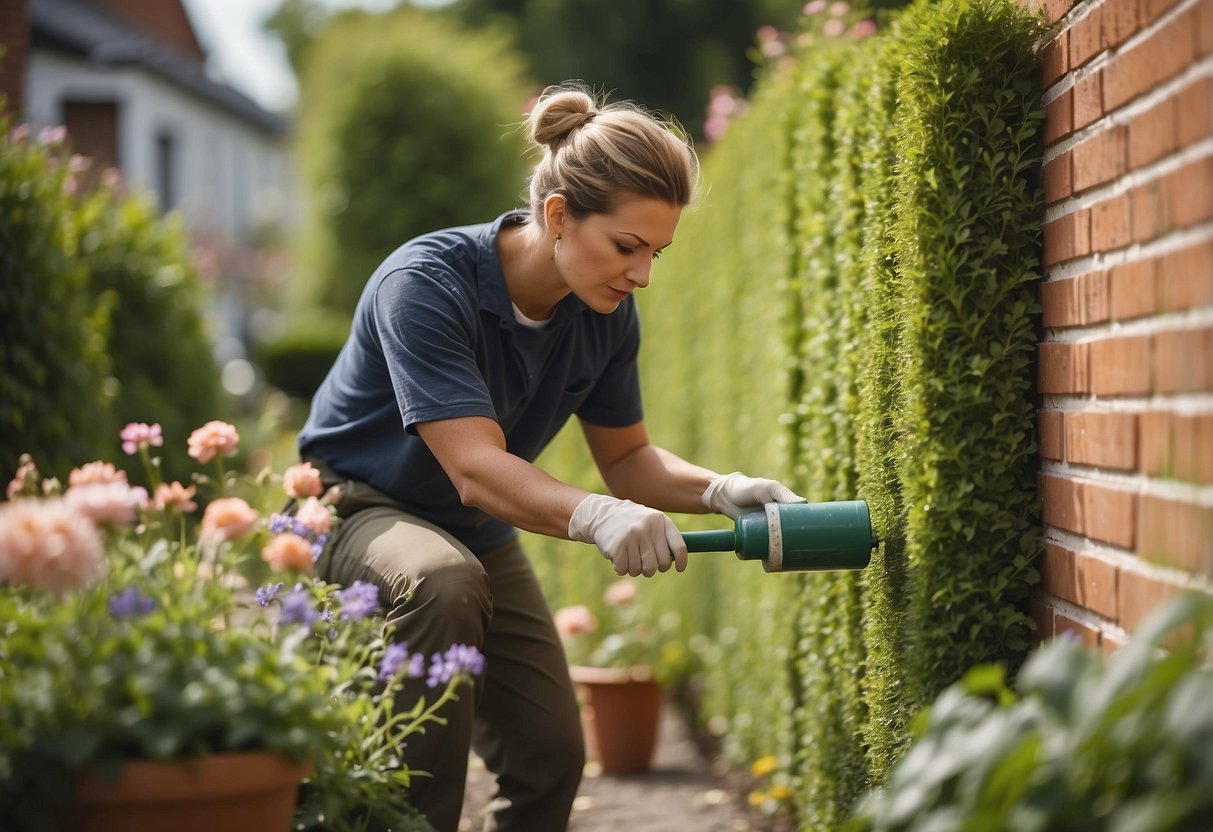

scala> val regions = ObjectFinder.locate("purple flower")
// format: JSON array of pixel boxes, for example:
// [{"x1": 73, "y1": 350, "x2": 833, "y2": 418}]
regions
[
  {"x1": 256, "y1": 581, "x2": 285, "y2": 607},
  {"x1": 278, "y1": 587, "x2": 319, "y2": 627},
  {"x1": 426, "y1": 644, "x2": 486, "y2": 689},
  {"x1": 338, "y1": 581, "x2": 381, "y2": 621},
  {"x1": 379, "y1": 642, "x2": 424, "y2": 682},
  {"x1": 108, "y1": 587, "x2": 156, "y2": 618}
]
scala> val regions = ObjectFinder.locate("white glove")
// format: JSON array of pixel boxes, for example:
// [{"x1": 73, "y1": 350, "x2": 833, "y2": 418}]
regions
[
  {"x1": 568, "y1": 494, "x2": 688, "y2": 577},
  {"x1": 701, "y1": 472, "x2": 806, "y2": 519}
]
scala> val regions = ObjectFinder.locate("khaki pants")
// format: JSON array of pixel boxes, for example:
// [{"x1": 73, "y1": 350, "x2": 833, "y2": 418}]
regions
[{"x1": 315, "y1": 464, "x2": 584, "y2": 832}]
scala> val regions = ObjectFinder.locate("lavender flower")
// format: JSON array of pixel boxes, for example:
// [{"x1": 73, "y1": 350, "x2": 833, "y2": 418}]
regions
[
  {"x1": 108, "y1": 587, "x2": 156, "y2": 618},
  {"x1": 256, "y1": 581, "x2": 285, "y2": 607},
  {"x1": 426, "y1": 644, "x2": 486, "y2": 689},
  {"x1": 338, "y1": 581, "x2": 381, "y2": 621},
  {"x1": 379, "y1": 642, "x2": 424, "y2": 682},
  {"x1": 278, "y1": 587, "x2": 319, "y2": 627}
]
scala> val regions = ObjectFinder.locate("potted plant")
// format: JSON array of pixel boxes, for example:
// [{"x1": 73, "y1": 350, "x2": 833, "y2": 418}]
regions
[
  {"x1": 0, "y1": 420, "x2": 483, "y2": 832},
  {"x1": 555, "y1": 580, "x2": 685, "y2": 773}
]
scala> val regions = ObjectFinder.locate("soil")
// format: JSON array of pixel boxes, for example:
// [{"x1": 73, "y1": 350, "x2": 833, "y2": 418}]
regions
[{"x1": 458, "y1": 701, "x2": 793, "y2": 832}]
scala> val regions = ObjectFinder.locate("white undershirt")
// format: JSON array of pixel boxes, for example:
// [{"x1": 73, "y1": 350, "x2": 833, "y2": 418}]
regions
[{"x1": 512, "y1": 303, "x2": 551, "y2": 329}]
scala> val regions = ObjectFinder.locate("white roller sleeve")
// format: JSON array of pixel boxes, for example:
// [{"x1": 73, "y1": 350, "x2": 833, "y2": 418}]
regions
[{"x1": 765, "y1": 503, "x2": 783, "y2": 572}]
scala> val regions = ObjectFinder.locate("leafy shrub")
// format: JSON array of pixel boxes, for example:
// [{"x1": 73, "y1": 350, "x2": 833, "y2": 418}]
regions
[
  {"x1": 294, "y1": 7, "x2": 532, "y2": 317},
  {"x1": 849, "y1": 594, "x2": 1213, "y2": 832},
  {"x1": 254, "y1": 311, "x2": 349, "y2": 402},
  {"x1": 0, "y1": 122, "x2": 111, "y2": 479}
]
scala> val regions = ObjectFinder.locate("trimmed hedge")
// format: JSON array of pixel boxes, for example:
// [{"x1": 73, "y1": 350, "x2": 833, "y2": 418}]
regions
[{"x1": 525, "y1": 0, "x2": 1046, "y2": 828}]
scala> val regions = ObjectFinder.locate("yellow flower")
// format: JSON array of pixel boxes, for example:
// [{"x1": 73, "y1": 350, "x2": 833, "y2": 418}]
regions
[
  {"x1": 747, "y1": 790, "x2": 767, "y2": 807},
  {"x1": 750, "y1": 754, "x2": 778, "y2": 777},
  {"x1": 769, "y1": 784, "x2": 792, "y2": 801}
]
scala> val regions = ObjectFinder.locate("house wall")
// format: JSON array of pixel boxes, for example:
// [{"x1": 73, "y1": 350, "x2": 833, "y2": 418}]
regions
[
  {"x1": 25, "y1": 48, "x2": 293, "y2": 240},
  {"x1": 1023, "y1": 0, "x2": 1213, "y2": 651},
  {"x1": 0, "y1": 0, "x2": 28, "y2": 115}
]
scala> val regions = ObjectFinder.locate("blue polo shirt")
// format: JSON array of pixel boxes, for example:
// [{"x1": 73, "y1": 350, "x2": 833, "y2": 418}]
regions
[{"x1": 298, "y1": 210, "x2": 644, "y2": 551}]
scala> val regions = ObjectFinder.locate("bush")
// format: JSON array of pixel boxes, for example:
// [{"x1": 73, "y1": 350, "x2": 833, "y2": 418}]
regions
[
  {"x1": 849, "y1": 594, "x2": 1213, "y2": 832},
  {"x1": 293, "y1": 7, "x2": 532, "y2": 317},
  {"x1": 254, "y1": 311, "x2": 349, "y2": 402},
  {"x1": 0, "y1": 122, "x2": 111, "y2": 479}
]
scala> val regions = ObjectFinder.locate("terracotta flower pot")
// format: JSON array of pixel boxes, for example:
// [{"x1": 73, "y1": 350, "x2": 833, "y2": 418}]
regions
[
  {"x1": 570, "y1": 664, "x2": 662, "y2": 774},
  {"x1": 58, "y1": 750, "x2": 313, "y2": 832}
]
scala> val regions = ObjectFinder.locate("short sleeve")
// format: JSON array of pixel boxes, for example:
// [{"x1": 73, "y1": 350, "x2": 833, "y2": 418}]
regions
[
  {"x1": 575, "y1": 300, "x2": 644, "y2": 427},
  {"x1": 373, "y1": 264, "x2": 498, "y2": 433}
]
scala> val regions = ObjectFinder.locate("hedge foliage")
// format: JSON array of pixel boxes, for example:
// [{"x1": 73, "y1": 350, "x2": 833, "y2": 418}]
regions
[
  {"x1": 0, "y1": 119, "x2": 225, "y2": 482},
  {"x1": 292, "y1": 7, "x2": 532, "y2": 319},
  {"x1": 525, "y1": 1, "x2": 1046, "y2": 828}
]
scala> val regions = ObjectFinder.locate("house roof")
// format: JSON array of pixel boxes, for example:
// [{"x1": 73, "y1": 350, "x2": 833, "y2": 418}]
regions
[{"x1": 29, "y1": 0, "x2": 289, "y2": 135}]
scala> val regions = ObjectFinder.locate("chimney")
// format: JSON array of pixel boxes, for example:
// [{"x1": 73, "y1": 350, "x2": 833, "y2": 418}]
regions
[{"x1": 0, "y1": 0, "x2": 29, "y2": 116}]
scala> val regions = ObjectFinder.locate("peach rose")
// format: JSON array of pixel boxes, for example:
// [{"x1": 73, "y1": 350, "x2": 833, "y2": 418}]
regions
[
  {"x1": 153, "y1": 481, "x2": 198, "y2": 513},
  {"x1": 604, "y1": 578, "x2": 637, "y2": 607},
  {"x1": 66, "y1": 482, "x2": 147, "y2": 525},
  {"x1": 187, "y1": 420, "x2": 240, "y2": 464},
  {"x1": 68, "y1": 461, "x2": 129, "y2": 488},
  {"x1": 0, "y1": 497, "x2": 104, "y2": 592},
  {"x1": 554, "y1": 604, "x2": 597, "y2": 638},
  {"x1": 282, "y1": 462, "x2": 323, "y2": 499},
  {"x1": 262, "y1": 533, "x2": 314, "y2": 573},
  {"x1": 199, "y1": 497, "x2": 259, "y2": 544},
  {"x1": 294, "y1": 497, "x2": 332, "y2": 535}
]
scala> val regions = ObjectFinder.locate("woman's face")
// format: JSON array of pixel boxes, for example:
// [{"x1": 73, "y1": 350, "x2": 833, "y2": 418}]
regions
[{"x1": 554, "y1": 196, "x2": 682, "y2": 314}]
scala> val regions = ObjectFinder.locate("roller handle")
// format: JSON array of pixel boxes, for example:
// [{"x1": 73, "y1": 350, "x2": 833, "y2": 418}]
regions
[{"x1": 682, "y1": 529, "x2": 737, "y2": 553}]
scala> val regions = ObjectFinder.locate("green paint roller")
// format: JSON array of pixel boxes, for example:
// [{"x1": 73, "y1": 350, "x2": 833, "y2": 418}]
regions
[{"x1": 683, "y1": 500, "x2": 877, "y2": 572}]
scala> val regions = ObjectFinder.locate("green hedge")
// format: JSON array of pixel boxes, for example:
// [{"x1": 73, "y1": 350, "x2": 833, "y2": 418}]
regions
[
  {"x1": 293, "y1": 7, "x2": 532, "y2": 319},
  {"x1": 526, "y1": 1, "x2": 1046, "y2": 828}
]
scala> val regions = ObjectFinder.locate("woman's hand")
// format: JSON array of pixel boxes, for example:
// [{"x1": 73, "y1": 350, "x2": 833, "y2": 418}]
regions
[
  {"x1": 701, "y1": 472, "x2": 806, "y2": 519},
  {"x1": 567, "y1": 493, "x2": 687, "y2": 577}
]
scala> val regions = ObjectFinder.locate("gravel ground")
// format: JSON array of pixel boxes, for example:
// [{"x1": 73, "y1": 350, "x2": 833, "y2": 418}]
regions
[{"x1": 458, "y1": 702, "x2": 791, "y2": 832}]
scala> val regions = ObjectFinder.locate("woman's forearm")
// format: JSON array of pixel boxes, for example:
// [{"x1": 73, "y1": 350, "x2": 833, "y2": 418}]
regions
[{"x1": 598, "y1": 444, "x2": 718, "y2": 514}]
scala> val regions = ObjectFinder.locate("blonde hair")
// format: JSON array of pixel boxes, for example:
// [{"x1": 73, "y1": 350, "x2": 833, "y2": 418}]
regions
[{"x1": 525, "y1": 82, "x2": 699, "y2": 224}]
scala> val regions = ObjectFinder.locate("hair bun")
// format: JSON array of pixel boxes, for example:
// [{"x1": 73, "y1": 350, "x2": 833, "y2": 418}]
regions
[{"x1": 529, "y1": 87, "x2": 598, "y2": 149}]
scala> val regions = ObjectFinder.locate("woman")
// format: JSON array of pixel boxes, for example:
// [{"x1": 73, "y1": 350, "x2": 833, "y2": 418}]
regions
[{"x1": 297, "y1": 82, "x2": 804, "y2": 832}]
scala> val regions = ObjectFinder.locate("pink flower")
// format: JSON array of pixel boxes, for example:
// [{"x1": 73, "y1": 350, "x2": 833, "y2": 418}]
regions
[
  {"x1": 823, "y1": 18, "x2": 845, "y2": 36},
  {"x1": 199, "y1": 497, "x2": 259, "y2": 544},
  {"x1": 804, "y1": 0, "x2": 827, "y2": 14},
  {"x1": 555, "y1": 604, "x2": 597, "y2": 638},
  {"x1": 68, "y1": 461, "x2": 129, "y2": 488},
  {"x1": 604, "y1": 578, "x2": 637, "y2": 607},
  {"x1": 262, "y1": 533, "x2": 314, "y2": 573},
  {"x1": 828, "y1": 1, "x2": 851, "y2": 15},
  {"x1": 153, "y1": 481, "x2": 197, "y2": 513},
  {"x1": 283, "y1": 462, "x2": 323, "y2": 499},
  {"x1": 6, "y1": 460, "x2": 40, "y2": 500},
  {"x1": 66, "y1": 483, "x2": 147, "y2": 524},
  {"x1": 0, "y1": 497, "x2": 104, "y2": 592},
  {"x1": 853, "y1": 18, "x2": 877, "y2": 38},
  {"x1": 120, "y1": 422, "x2": 164, "y2": 455},
  {"x1": 294, "y1": 497, "x2": 332, "y2": 535},
  {"x1": 187, "y1": 421, "x2": 240, "y2": 464},
  {"x1": 756, "y1": 25, "x2": 780, "y2": 43}
]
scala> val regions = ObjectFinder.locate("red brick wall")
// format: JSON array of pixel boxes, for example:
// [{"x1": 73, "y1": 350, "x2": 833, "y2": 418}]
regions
[
  {"x1": 0, "y1": 0, "x2": 28, "y2": 115},
  {"x1": 1024, "y1": 0, "x2": 1213, "y2": 653}
]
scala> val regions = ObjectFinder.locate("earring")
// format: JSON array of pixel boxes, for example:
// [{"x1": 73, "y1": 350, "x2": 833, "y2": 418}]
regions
[{"x1": 553, "y1": 236, "x2": 561, "y2": 260}]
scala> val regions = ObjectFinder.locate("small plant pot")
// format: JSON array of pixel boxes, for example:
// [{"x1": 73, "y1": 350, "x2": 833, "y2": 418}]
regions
[
  {"x1": 570, "y1": 664, "x2": 663, "y2": 774},
  {"x1": 58, "y1": 750, "x2": 313, "y2": 832}
]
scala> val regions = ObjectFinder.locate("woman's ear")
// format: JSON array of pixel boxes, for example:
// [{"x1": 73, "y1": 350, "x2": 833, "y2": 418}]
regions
[{"x1": 543, "y1": 194, "x2": 567, "y2": 238}]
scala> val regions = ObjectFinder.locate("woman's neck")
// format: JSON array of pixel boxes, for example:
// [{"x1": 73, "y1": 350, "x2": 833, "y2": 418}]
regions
[{"x1": 497, "y1": 220, "x2": 569, "y2": 321}]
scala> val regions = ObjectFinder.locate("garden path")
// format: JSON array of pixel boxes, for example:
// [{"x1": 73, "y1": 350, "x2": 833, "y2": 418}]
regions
[{"x1": 459, "y1": 701, "x2": 787, "y2": 832}]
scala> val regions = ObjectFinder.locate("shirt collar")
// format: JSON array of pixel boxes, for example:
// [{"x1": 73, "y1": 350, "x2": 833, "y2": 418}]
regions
[{"x1": 477, "y1": 210, "x2": 587, "y2": 331}]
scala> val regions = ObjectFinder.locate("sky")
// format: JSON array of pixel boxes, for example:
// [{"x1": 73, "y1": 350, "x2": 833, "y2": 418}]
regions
[{"x1": 181, "y1": 0, "x2": 429, "y2": 114}]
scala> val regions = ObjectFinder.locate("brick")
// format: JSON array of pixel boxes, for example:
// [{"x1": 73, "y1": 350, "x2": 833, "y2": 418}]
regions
[
  {"x1": 1159, "y1": 242, "x2": 1213, "y2": 312},
  {"x1": 1138, "y1": 496, "x2": 1213, "y2": 572},
  {"x1": 1039, "y1": 409, "x2": 1065, "y2": 460},
  {"x1": 1065, "y1": 410, "x2": 1137, "y2": 469},
  {"x1": 1070, "y1": 7, "x2": 1104, "y2": 68},
  {"x1": 1043, "y1": 151, "x2": 1073, "y2": 204},
  {"x1": 1055, "y1": 612, "x2": 1101, "y2": 647},
  {"x1": 1143, "y1": 0, "x2": 1187, "y2": 25},
  {"x1": 1044, "y1": 90, "x2": 1075, "y2": 146},
  {"x1": 1171, "y1": 414, "x2": 1213, "y2": 484},
  {"x1": 1101, "y1": 629, "x2": 1129, "y2": 657},
  {"x1": 1029, "y1": 596, "x2": 1055, "y2": 643},
  {"x1": 1039, "y1": 341, "x2": 1090, "y2": 393},
  {"x1": 1074, "y1": 71, "x2": 1104, "y2": 130},
  {"x1": 1139, "y1": 410, "x2": 1174, "y2": 476},
  {"x1": 1153, "y1": 327, "x2": 1213, "y2": 393},
  {"x1": 1104, "y1": 14, "x2": 1196, "y2": 112},
  {"x1": 1042, "y1": 30, "x2": 1071, "y2": 89},
  {"x1": 1130, "y1": 180, "x2": 1169, "y2": 244},
  {"x1": 1089, "y1": 335, "x2": 1152, "y2": 396},
  {"x1": 1073, "y1": 127, "x2": 1126, "y2": 193},
  {"x1": 1040, "y1": 541, "x2": 1080, "y2": 601},
  {"x1": 1176, "y1": 78, "x2": 1213, "y2": 147},
  {"x1": 1090, "y1": 193, "x2": 1132, "y2": 251},
  {"x1": 1044, "y1": 0, "x2": 1078, "y2": 24},
  {"x1": 1040, "y1": 473, "x2": 1084, "y2": 534},
  {"x1": 1128, "y1": 97, "x2": 1176, "y2": 170},
  {"x1": 1165, "y1": 157, "x2": 1213, "y2": 230},
  {"x1": 1044, "y1": 209, "x2": 1092, "y2": 266},
  {"x1": 1109, "y1": 258, "x2": 1157, "y2": 321},
  {"x1": 1082, "y1": 481, "x2": 1137, "y2": 548},
  {"x1": 1080, "y1": 553, "x2": 1121, "y2": 619},
  {"x1": 1042, "y1": 271, "x2": 1109, "y2": 328},
  {"x1": 1102, "y1": 0, "x2": 1139, "y2": 50},
  {"x1": 1199, "y1": 0, "x2": 1213, "y2": 56},
  {"x1": 1118, "y1": 571, "x2": 1181, "y2": 633}
]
